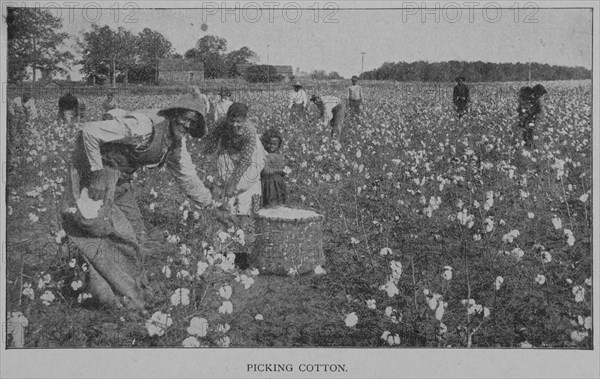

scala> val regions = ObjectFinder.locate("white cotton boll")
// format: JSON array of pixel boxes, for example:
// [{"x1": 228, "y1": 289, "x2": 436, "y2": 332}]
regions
[
  {"x1": 182, "y1": 336, "x2": 200, "y2": 347},
  {"x1": 70, "y1": 280, "x2": 83, "y2": 291},
  {"x1": 435, "y1": 302, "x2": 446, "y2": 321},
  {"x1": 570, "y1": 330, "x2": 588, "y2": 343},
  {"x1": 552, "y1": 216, "x2": 562, "y2": 230},
  {"x1": 186, "y1": 317, "x2": 208, "y2": 337},
  {"x1": 383, "y1": 281, "x2": 399, "y2": 298},
  {"x1": 218, "y1": 301, "x2": 233, "y2": 314},
  {"x1": 76, "y1": 188, "x2": 104, "y2": 219},
  {"x1": 145, "y1": 311, "x2": 172, "y2": 337},
  {"x1": 344, "y1": 312, "x2": 358, "y2": 327},
  {"x1": 170, "y1": 288, "x2": 190, "y2": 306},
  {"x1": 219, "y1": 285, "x2": 232, "y2": 300},
  {"x1": 495, "y1": 276, "x2": 504, "y2": 290},
  {"x1": 584, "y1": 317, "x2": 592, "y2": 330},
  {"x1": 442, "y1": 266, "x2": 453, "y2": 280},
  {"x1": 387, "y1": 334, "x2": 400, "y2": 346},
  {"x1": 572, "y1": 286, "x2": 585, "y2": 302},
  {"x1": 161, "y1": 265, "x2": 172, "y2": 278},
  {"x1": 564, "y1": 229, "x2": 575, "y2": 246},
  {"x1": 40, "y1": 290, "x2": 55, "y2": 305},
  {"x1": 541, "y1": 251, "x2": 552, "y2": 263}
]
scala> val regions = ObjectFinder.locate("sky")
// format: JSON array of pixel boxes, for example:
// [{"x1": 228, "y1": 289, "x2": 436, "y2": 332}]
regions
[{"x1": 50, "y1": 2, "x2": 593, "y2": 80}]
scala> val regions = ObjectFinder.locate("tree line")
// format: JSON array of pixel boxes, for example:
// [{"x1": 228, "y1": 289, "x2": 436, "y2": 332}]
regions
[
  {"x1": 7, "y1": 8, "x2": 592, "y2": 85},
  {"x1": 362, "y1": 60, "x2": 591, "y2": 82},
  {"x1": 7, "y1": 8, "x2": 260, "y2": 85}
]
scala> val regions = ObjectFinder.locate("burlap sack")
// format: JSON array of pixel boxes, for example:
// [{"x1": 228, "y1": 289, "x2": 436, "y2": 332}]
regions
[{"x1": 59, "y1": 166, "x2": 147, "y2": 313}]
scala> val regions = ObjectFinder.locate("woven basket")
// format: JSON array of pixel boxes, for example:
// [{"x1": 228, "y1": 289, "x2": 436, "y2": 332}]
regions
[{"x1": 253, "y1": 206, "x2": 325, "y2": 275}]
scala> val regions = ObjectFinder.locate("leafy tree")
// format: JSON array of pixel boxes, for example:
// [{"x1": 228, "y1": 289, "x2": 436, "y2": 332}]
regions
[
  {"x1": 326, "y1": 71, "x2": 343, "y2": 80},
  {"x1": 362, "y1": 60, "x2": 591, "y2": 82},
  {"x1": 79, "y1": 25, "x2": 173, "y2": 84},
  {"x1": 245, "y1": 65, "x2": 283, "y2": 83},
  {"x1": 78, "y1": 25, "x2": 137, "y2": 85},
  {"x1": 225, "y1": 46, "x2": 258, "y2": 77},
  {"x1": 6, "y1": 7, "x2": 74, "y2": 83},
  {"x1": 195, "y1": 35, "x2": 227, "y2": 56},
  {"x1": 128, "y1": 28, "x2": 174, "y2": 83},
  {"x1": 309, "y1": 70, "x2": 327, "y2": 80},
  {"x1": 309, "y1": 69, "x2": 343, "y2": 80},
  {"x1": 185, "y1": 35, "x2": 229, "y2": 78}
]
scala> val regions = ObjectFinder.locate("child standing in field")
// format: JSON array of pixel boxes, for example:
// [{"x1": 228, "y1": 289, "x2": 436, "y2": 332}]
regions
[
  {"x1": 347, "y1": 75, "x2": 363, "y2": 119},
  {"x1": 260, "y1": 128, "x2": 287, "y2": 207}
]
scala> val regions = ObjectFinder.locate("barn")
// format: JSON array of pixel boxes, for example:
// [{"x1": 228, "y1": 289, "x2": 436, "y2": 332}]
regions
[{"x1": 158, "y1": 59, "x2": 204, "y2": 84}]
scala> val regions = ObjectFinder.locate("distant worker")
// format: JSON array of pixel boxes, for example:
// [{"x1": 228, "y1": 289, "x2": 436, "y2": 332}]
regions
[
  {"x1": 192, "y1": 86, "x2": 211, "y2": 118},
  {"x1": 347, "y1": 75, "x2": 363, "y2": 119},
  {"x1": 288, "y1": 82, "x2": 308, "y2": 120},
  {"x1": 210, "y1": 87, "x2": 233, "y2": 125},
  {"x1": 8, "y1": 92, "x2": 38, "y2": 121},
  {"x1": 310, "y1": 94, "x2": 346, "y2": 140},
  {"x1": 453, "y1": 76, "x2": 470, "y2": 118},
  {"x1": 58, "y1": 91, "x2": 85, "y2": 124},
  {"x1": 102, "y1": 91, "x2": 118, "y2": 113},
  {"x1": 517, "y1": 86, "x2": 534, "y2": 129},
  {"x1": 7, "y1": 92, "x2": 37, "y2": 173},
  {"x1": 517, "y1": 84, "x2": 547, "y2": 149}
]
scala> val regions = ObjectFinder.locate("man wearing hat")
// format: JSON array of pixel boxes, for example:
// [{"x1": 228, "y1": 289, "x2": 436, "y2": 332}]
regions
[
  {"x1": 347, "y1": 75, "x2": 363, "y2": 119},
  {"x1": 453, "y1": 76, "x2": 470, "y2": 118},
  {"x1": 288, "y1": 82, "x2": 309, "y2": 120},
  {"x1": 60, "y1": 95, "x2": 217, "y2": 314}
]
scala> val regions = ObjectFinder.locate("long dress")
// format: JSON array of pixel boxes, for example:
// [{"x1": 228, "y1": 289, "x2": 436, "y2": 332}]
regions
[
  {"x1": 216, "y1": 127, "x2": 266, "y2": 215},
  {"x1": 261, "y1": 153, "x2": 287, "y2": 207}
]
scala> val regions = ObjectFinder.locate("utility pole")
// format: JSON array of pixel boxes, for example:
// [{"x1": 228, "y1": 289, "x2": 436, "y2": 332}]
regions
[
  {"x1": 528, "y1": 60, "x2": 532, "y2": 83},
  {"x1": 360, "y1": 52, "x2": 366, "y2": 79},
  {"x1": 112, "y1": 55, "x2": 116, "y2": 86},
  {"x1": 32, "y1": 37, "x2": 37, "y2": 89}
]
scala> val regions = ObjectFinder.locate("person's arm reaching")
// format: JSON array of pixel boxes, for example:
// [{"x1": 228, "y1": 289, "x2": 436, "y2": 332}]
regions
[{"x1": 165, "y1": 138, "x2": 213, "y2": 206}]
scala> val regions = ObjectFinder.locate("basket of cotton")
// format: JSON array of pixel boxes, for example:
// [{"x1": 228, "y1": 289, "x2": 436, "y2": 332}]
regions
[{"x1": 253, "y1": 206, "x2": 325, "y2": 275}]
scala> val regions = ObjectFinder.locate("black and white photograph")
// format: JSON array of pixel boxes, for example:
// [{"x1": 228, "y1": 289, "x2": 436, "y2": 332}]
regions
[{"x1": 1, "y1": 1, "x2": 598, "y2": 378}]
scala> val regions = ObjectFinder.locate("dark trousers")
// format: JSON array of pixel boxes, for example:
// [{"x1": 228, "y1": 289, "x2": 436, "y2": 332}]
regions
[
  {"x1": 330, "y1": 103, "x2": 346, "y2": 138},
  {"x1": 348, "y1": 99, "x2": 361, "y2": 117},
  {"x1": 290, "y1": 103, "x2": 306, "y2": 121},
  {"x1": 523, "y1": 127, "x2": 534, "y2": 148},
  {"x1": 114, "y1": 181, "x2": 147, "y2": 256}
]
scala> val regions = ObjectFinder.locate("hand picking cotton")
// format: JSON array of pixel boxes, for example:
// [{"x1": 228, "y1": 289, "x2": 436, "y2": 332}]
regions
[{"x1": 76, "y1": 187, "x2": 104, "y2": 219}]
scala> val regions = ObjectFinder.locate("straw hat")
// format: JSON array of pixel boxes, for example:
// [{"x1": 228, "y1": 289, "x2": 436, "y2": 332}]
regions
[{"x1": 158, "y1": 94, "x2": 207, "y2": 138}]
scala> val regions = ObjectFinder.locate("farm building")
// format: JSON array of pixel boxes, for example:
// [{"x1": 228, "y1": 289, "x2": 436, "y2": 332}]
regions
[
  {"x1": 236, "y1": 64, "x2": 294, "y2": 81},
  {"x1": 158, "y1": 59, "x2": 204, "y2": 84}
]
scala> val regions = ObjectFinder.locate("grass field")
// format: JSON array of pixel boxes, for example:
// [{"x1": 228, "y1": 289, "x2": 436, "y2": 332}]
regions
[{"x1": 4, "y1": 79, "x2": 593, "y2": 348}]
